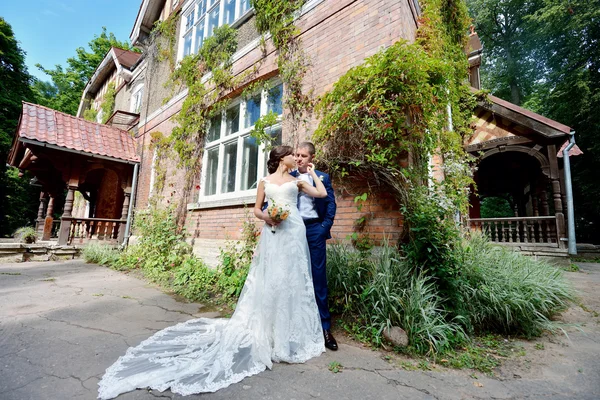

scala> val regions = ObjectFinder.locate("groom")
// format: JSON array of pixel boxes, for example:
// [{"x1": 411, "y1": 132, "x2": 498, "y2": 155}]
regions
[{"x1": 293, "y1": 141, "x2": 338, "y2": 351}]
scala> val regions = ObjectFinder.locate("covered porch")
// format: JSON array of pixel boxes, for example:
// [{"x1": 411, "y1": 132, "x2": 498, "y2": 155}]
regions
[
  {"x1": 466, "y1": 94, "x2": 581, "y2": 254},
  {"x1": 8, "y1": 102, "x2": 139, "y2": 246}
]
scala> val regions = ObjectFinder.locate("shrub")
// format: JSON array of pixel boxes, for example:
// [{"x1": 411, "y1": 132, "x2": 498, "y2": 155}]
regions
[
  {"x1": 14, "y1": 227, "x2": 37, "y2": 244},
  {"x1": 173, "y1": 257, "x2": 216, "y2": 301},
  {"x1": 327, "y1": 242, "x2": 465, "y2": 354},
  {"x1": 82, "y1": 243, "x2": 121, "y2": 266},
  {"x1": 216, "y1": 217, "x2": 259, "y2": 302},
  {"x1": 458, "y1": 233, "x2": 575, "y2": 337}
]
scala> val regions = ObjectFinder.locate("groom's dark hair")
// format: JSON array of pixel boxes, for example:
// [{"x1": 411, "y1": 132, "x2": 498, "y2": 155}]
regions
[{"x1": 298, "y1": 141, "x2": 315, "y2": 156}]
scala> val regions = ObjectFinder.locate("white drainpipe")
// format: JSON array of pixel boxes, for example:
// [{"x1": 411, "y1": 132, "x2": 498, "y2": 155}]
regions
[{"x1": 562, "y1": 131, "x2": 577, "y2": 255}]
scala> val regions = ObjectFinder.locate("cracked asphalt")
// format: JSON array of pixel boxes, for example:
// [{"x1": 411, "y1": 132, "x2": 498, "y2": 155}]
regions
[{"x1": 1, "y1": 260, "x2": 599, "y2": 400}]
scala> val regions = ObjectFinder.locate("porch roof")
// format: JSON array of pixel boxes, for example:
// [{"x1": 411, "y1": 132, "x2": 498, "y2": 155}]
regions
[{"x1": 8, "y1": 102, "x2": 139, "y2": 165}]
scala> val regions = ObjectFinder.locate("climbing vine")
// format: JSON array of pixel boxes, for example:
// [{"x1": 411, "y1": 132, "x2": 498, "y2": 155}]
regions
[
  {"x1": 251, "y1": 0, "x2": 313, "y2": 143},
  {"x1": 100, "y1": 82, "x2": 117, "y2": 123},
  {"x1": 152, "y1": 12, "x2": 179, "y2": 71},
  {"x1": 313, "y1": 0, "x2": 476, "y2": 296}
]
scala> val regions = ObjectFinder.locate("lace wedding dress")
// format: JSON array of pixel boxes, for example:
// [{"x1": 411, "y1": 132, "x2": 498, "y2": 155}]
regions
[{"x1": 98, "y1": 179, "x2": 325, "y2": 399}]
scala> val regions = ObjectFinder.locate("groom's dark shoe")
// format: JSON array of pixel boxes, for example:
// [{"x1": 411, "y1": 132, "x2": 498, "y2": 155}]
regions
[{"x1": 323, "y1": 330, "x2": 338, "y2": 351}]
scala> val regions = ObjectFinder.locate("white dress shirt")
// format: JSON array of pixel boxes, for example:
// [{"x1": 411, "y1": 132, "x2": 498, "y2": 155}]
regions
[{"x1": 297, "y1": 173, "x2": 319, "y2": 220}]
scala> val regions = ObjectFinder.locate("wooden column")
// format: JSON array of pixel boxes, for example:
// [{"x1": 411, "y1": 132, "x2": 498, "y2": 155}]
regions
[
  {"x1": 548, "y1": 144, "x2": 566, "y2": 247},
  {"x1": 58, "y1": 186, "x2": 77, "y2": 245},
  {"x1": 36, "y1": 192, "x2": 48, "y2": 235},
  {"x1": 117, "y1": 190, "x2": 131, "y2": 242},
  {"x1": 42, "y1": 196, "x2": 55, "y2": 241}
]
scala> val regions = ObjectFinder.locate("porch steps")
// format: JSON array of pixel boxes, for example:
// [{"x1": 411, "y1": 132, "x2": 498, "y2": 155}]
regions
[{"x1": 0, "y1": 242, "x2": 80, "y2": 262}]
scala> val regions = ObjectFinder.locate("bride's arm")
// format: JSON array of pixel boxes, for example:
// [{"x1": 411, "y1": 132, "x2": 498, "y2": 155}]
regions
[
  {"x1": 298, "y1": 164, "x2": 327, "y2": 198},
  {"x1": 254, "y1": 180, "x2": 280, "y2": 226}
]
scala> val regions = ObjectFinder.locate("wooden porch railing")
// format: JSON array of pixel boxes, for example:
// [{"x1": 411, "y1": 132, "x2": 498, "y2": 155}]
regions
[
  {"x1": 65, "y1": 218, "x2": 127, "y2": 245},
  {"x1": 51, "y1": 220, "x2": 60, "y2": 238},
  {"x1": 468, "y1": 216, "x2": 558, "y2": 246}
]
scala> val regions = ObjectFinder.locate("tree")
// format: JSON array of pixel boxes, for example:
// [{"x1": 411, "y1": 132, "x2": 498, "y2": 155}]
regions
[
  {"x1": 0, "y1": 17, "x2": 39, "y2": 236},
  {"x1": 528, "y1": 0, "x2": 600, "y2": 243},
  {"x1": 36, "y1": 27, "x2": 137, "y2": 115},
  {"x1": 467, "y1": 0, "x2": 544, "y2": 105},
  {"x1": 468, "y1": 0, "x2": 600, "y2": 243}
]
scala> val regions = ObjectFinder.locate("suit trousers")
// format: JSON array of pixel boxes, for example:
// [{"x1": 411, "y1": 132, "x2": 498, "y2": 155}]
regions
[{"x1": 305, "y1": 221, "x2": 331, "y2": 331}]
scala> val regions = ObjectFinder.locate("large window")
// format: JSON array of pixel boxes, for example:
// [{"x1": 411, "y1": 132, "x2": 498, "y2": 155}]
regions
[
  {"x1": 179, "y1": 0, "x2": 253, "y2": 60},
  {"x1": 201, "y1": 82, "x2": 283, "y2": 199}
]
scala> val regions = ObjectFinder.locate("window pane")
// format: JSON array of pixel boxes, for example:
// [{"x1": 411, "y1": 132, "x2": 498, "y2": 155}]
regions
[
  {"x1": 185, "y1": 12, "x2": 195, "y2": 30},
  {"x1": 183, "y1": 32, "x2": 192, "y2": 56},
  {"x1": 245, "y1": 94, "x2": 261, "y2": 128},
  {"x1": 204, "y1": 148, "x2": 219, "y2": 196},
  {"x1": 241, "y1": 136, "x2": 259, "y2": 190},
  {"x1": 198, "y1": 0, "x2": 207, "y2": 16},
  {"x1": 225, "y1": 104, "x2": 239, "y2": 135},
  {"x1": 194, "y1": 18, "x2": 205, "y2": 52},
  {"x1": 207, "y1": 3, "x2": 220, "y2": 37},
  {"x1": 207, "y1": 115, "x2": 221, "y2": 142},
  {"x1": 240, "y1": 0, "x2": 251, "y2": 15},
  {"x1": 221, "y1": 141, "x2": 237, "y2": 193},
  {"x1": 224, "y1": 0, "x2": 235, "y2": 25},
  {"x1": 267, "y1": 84, "x2": 283, "y2": 115}
]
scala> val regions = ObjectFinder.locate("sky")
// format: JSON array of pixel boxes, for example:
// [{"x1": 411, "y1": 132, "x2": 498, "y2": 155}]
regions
[{"x1": 2, "y1": 0, "x2": 142, "y2": 81}]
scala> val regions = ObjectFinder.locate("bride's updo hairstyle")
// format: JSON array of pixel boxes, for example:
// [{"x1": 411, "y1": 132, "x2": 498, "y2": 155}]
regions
[{"x1": 267, "y1": 145, "x2": 294, "y2": 174}]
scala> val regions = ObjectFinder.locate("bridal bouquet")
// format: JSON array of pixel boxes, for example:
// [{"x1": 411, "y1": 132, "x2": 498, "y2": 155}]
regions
[{"x1": 267, "y1": 199, "x2": 290, "y2": 233}]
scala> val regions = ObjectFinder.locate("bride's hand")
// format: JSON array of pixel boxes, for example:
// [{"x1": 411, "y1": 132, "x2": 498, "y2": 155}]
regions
[{"x1": 307, "y1": 163, "x2": 316, "y2": 175}]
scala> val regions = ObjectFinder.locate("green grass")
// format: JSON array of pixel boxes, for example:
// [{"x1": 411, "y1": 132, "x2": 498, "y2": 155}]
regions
[{"x1": 82, "y1": 243, "x2": 122, "y2": 266}]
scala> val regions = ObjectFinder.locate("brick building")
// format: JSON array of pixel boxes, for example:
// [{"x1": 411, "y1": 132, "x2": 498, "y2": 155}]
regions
[{"x1": 102, "y1": 0, "x2": 421, "y2": 265}]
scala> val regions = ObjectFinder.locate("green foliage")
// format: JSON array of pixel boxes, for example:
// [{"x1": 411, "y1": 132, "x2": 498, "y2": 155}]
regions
[
  {"x1": 458, "y1": 233, "x2": 575, "y2": 336},
  {"x1": 14, "y1": 226, "x2": 37, "y2": 244},
  {"x1": 173, "y1": 257, "x2": 216, "y2": 300},
  {"x1": 327, "y1": 242, "x2": 465, "y2": 355},
  {"x1": 252, "y1": 0, "x2": 312, "y2": 140},
  {"x1": 35, "y1": 27, "x2": 136, "y2": 115},
  {"x1": 83, "y1": 108, "x2": 98, "y2": 122},
  {"x1": 100, "y1": 82, "x2": 116, "y2": 123},
  {"x1": 480, "y1": 196, "x2": 514, "y2": 218},
  {"x1": 82, "y1": 243, "x2": 121, "y2": 266},
  {"x1": 0, "y1": 18, "x2": 38, "y2": 237},
  {"x1": 216, "y1": 217, "x2": 260, "y2": 302},
  {"x1": 153, "y1": 14, "x2": 179, "y2": 70}
]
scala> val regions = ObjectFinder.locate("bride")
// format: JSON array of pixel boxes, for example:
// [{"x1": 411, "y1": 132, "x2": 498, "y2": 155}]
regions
[{"x1": 98, "y1": 145, "x2": 328, "y2": 399}]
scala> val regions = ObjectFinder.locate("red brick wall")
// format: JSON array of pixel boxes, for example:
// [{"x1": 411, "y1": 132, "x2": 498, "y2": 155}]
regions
[{"x1": 134, "y1": 0, "x2": 417, "y2": 246}]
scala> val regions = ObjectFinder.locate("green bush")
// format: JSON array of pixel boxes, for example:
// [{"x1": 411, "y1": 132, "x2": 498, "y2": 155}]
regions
[
  {"x1": 216, "y1": 218, "x2": 259, "y2": 302},
  {"x1": 327, "y1": 242, "x2": 465, "y2": 354},
  {"x1": 458, "y1": 233, "x2": 575, "y2": 337},
  {"x1": 14, "y1": 226, "x2": 37, "y2": 244},
  {"x1": 82, "y1": 243, "x2": 121, "y2": 266},
  {"x1": 173, "y1": 257, "x2": 216, "y2": 301}
]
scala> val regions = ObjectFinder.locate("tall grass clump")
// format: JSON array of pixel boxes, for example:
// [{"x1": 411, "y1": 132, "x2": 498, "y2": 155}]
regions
[
  {"x1": 327, "y1": 242, "x2": 466, "y2": 355},
  {"x1": 458, "y1": 233, "x2": 576, "y2": 337},
  {"x1": 82, "y1": 243, "x2": 121, "y2": 267}
]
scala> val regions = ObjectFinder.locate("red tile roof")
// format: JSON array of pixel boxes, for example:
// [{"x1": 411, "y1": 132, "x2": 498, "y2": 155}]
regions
[
  {"x1": 112, "y1": 47, "x2": 142, "y2": 69},
  {"x1": 16, "y1": 102, "x2": 139, "y2": 163}
]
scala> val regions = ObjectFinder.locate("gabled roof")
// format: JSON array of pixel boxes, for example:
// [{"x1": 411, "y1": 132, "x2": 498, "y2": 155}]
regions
[
  {"x1": 9, "y1": 102, "x2": 139, "y2": 165},
  {"x1": 131, "y1": 0, "x2": 166, "y2": 47},
  {"x1": 76, "y1": 47, "x2": 142, "y2": 117}
]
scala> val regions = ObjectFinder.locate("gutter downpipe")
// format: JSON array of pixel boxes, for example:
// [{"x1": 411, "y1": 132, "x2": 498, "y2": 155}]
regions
[
  {"x1": 123, "y1": 162, "x2": 140, "y2": 247},
  {"x1": 562, "y1": 131, "x2": 577, "y2": 255}
]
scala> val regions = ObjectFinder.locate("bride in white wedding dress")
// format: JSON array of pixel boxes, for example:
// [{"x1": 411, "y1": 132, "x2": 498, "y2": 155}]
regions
[{"x1": 98, "y1": 145, "x2": 328, "y2": 399}]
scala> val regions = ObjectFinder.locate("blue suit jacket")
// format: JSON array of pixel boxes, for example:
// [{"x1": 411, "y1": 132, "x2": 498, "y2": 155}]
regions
[{"x1": 291, "y1": 170, "x2": 337, "y2": 239}]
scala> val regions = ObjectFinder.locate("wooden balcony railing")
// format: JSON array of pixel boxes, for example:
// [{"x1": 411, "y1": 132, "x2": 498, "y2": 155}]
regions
[
  {"x1": 65, "y1": 217, "x2": 127, "y2": 245},
  {"x1": 468, "y1": 216, "x2": 558, "y2": 246}
]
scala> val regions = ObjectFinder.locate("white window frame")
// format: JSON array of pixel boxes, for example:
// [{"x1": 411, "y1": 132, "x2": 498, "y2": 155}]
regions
[
  {"x1": 130, "y1": 83, "x2": 144, "y2": 114},
  {"x1": 199, "y1": 81, "x2": 283, "y2": 202},
  {"x1": 177, "y1": 0, "x2": 253, "y2": 61}
]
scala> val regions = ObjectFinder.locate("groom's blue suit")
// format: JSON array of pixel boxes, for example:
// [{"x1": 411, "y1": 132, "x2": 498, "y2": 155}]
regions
[{"x1": 291, "y1": 169, "x2": 336, "y2": 330}]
